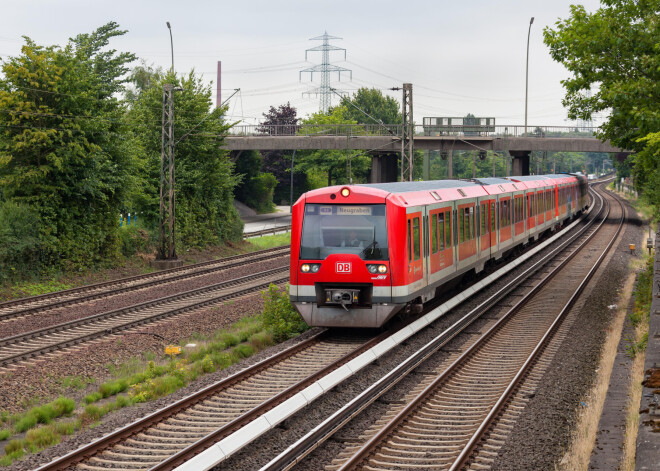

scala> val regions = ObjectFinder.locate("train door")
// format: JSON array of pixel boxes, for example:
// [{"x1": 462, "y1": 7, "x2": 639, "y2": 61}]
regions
[
  {"x1": 537, "y1": 189, "x2": 545, "y2": 226},
  {"x1": 490, "y1": 201, "x2": 497, "y2": 254},
  {"x1": 479, "y1": 199, "x2": 493, "y2": 253},
  {"x1": 406, "y1": 211, "x2": 424, "y2": 287},
  {"x1": 428, "y1": 206, "x2": 453, "y2": 281},
  {"x1": 527, "y1": 192, "x2": 536, "y2": 231}
]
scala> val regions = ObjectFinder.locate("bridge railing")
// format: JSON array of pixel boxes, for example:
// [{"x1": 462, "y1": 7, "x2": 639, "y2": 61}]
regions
[{"x1": 228, "y1": 124, "x2": 600, "y2": 139}]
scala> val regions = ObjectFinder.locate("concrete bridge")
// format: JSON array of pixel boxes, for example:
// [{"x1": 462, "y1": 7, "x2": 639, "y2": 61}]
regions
[{"x1": 225, "y1": 124, "x2": 627, "y2": 181}]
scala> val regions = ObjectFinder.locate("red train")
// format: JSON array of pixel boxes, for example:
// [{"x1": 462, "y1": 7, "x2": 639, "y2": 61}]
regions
[{"x1": 289, "y1": 174, "x2": 589, "y2": 328}]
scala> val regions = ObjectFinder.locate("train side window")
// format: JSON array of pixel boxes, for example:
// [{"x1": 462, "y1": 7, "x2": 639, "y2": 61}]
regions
[
  {"x1": 480, "y1": 203, "x2": 486, "y2": 235},
  {"x1": 491, "y1": 202, "x2": 496, "y2": 232},
  {"x1": 431, "y1": 213, "x2": 438, "y2": 254},
  {"x1": 445, "y1": 210, "x2": 452, "y2": 248},
  {"x1": 412, "y1": 217, "x2": 421, "y2": 261},
  {"x1": 407, "y1": 219, "x2": 412, "y2": 263},
  {"x1": 458, "y1": 208, "x2": 464, "y2": 243},
  {"x1": 438, "y1": 213, "x2": 445, "y2": 251},
  {"x1": 469, "y1": 207, "x2": 475, "y2": 240}
]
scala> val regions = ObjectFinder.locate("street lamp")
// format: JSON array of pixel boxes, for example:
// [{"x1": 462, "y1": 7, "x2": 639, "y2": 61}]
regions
[
  {"x1": 524, "y1": 17, "x2": 534, "y2": 136},
  {"x1": 166, "y1": 22, "x2": 174, "y2": 73}
]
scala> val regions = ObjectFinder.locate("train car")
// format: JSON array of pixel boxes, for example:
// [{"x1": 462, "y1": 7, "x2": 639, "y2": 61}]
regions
[{"x1": 289, "y1": 173, "x2": 589, "y2": 328}]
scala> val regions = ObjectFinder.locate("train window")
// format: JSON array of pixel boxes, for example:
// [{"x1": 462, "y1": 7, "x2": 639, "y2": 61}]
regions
[
  {"x1": 491, "y1": 203, "x2": 496, "y2": 232},
  {"x1": 458, "y1": 208, "x2": 464, "y2": 243},
  {"x1": 300, "y1": 203, "x2": 389, "y2": 260},
  {"x1": 469, "y1": 207, "x2": 475, "y2": 240},
  {"x1": 431, "y1": 213, "x2": 438, "y2": 254},
  {"x1": 445, "y1": 210, "x2": 451, "y2": 248},
  {"x1": 438, "y1": 213, "x2": 445, "y2": 251},
  {"x1": 408, "y1": 220, "x2": 412, "y2": 263},
  {"x1": 412, "y1": 217, "x2": 421, "y2": 261},
  {"x1": 480, "y1": 203, "x2": 486, "y2": 235}
]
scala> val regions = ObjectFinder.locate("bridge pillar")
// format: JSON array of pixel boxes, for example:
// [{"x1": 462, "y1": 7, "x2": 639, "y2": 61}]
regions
[
  {"x1": 510, "y1": 150, "x2": 530, "y2": 176},
  {"x1": 370, "y1": 153, "x2": 398, "y2": 183}
]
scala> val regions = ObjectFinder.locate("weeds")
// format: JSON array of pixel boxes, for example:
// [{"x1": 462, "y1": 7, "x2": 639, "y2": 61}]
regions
[
  {"x1": 626, "y1": 255, "x2": 653, "y2": 357},
  {"x1": 0, "y1": 429, "x2": 9, "y2": 441},
  {"x1": 262, "y1": 283, "x2": 308, "y2": 341}
]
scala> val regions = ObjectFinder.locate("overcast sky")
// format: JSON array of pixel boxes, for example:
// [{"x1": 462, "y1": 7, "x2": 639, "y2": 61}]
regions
[{"x1": 1, "y1": 0, "x2": 603, "y2": 126}]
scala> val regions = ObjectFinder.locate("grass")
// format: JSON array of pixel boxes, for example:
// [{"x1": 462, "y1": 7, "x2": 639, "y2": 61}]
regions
[
  {"x1": 9, "y1": 280, "x2": 73, "y2": 298},
  {"x1": 58, "y1": 375, "x2": 95, "y2": 390},
  {"x1": 247, "y1": 232, "x2": 290, "y2": 250},
  {"x1": 0, "y1": 285, "x2": 306, "y2": 467}
]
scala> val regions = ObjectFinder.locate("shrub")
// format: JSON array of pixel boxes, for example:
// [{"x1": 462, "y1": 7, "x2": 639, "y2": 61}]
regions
[
  {"x1": 84, "y1": 392, "x2": 103, "y2": 404},
  {"x1": 0, "y1": 429, "x2": 10, "y2": 441},
  {"x1": 233, "y1": 344, "x2": 254, "y2": 359},
  {"x1": 13, "y1": 414, "x2": 37, "y2": 433},
  {"x1": 25, "y1": 425, "x2": 60, "y2": 449},
  {"x1": 118, "y1": 226, "x2": 153, "y2": 257},
  {"x1": 262, "y1": 284, "x2": 308, "y2": 341},
  {"x1": 51, "y1": 397, "x2": 75, "y2": 416}
]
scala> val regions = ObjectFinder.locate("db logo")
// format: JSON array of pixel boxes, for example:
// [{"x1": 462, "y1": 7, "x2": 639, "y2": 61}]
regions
[{"x1": 336, "y1": 262, "x2": 351, "y2": 273}]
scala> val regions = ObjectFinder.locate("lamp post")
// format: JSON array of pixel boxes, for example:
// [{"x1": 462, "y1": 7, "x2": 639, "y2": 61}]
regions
[
  {"x1": 166, "y1": 22, "x2": 174, "y2": 73},
  {"x1": 524, "y1": 17, "x2": 534, "y2": 136}
]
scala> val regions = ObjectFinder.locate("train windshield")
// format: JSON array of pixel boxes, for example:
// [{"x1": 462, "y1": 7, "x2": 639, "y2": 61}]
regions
[{"x1": 300, "y1": 204, "x2": 389, "y2": 261}]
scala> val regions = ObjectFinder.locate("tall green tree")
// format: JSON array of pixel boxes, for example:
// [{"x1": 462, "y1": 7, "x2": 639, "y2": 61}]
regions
[
  {"x1": 126, "y1": 71, "x2": 242, "y2": 248},
  {"x1": 0, "y1": 22, "x2": 137, "y2": 274},
  {"x1": 259, "y1": 102, "x2": 308, "y2": 204},
  {"x1": 544, "y1": 0, "x2": 660, "y2": 210},
  {"x1": 339, "y1": 88, "x2": 401, "y2": 125},
  {"x1": 296, "y1": 106, "x2": 371, "y2": 186}
]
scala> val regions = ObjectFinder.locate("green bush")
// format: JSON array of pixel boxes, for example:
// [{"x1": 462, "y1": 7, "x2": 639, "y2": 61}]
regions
[
  {"x1": 84, "y1": 392, "x2": 103, "y2": 404},
  {"x1": 118, "y1": 226, "x2": 153, "y2": 257},
  {"x1": 0, "y1": 201, "x2": 46, "y2": 281},
  {"x1": 244, "y1": 173, "x2": 278, "y2": 214},
  {"x1": 261, "y1": 284, "x2": 308, "y2": 342},
  {"x1": 0, "y1": 429, "x2": 10, "y2": 441}
]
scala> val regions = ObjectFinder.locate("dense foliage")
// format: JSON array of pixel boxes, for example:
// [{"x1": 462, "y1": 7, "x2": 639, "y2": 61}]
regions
[
  {"x1": 0, "y1": 23, "x2": 138, "y2": 277},
  {"x1": 126, "y1": 70, "x2": 243, "y2": 248},
  {"x1": 0, "y1": 23, "x2": 244, "y2": 280},
  {"x1": 544, "y1": 0, "x2": 660, "y2": 212},
  {"x1": 234, "y1": 150, "x2": 277, "y2": 213},
  {"x1": 259, "y1": 103, "x2": 309, "y2": 204}
]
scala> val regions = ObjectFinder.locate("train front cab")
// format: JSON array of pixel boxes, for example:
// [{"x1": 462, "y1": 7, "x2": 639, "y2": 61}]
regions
[{"x1": 288, "y1": 185, "x2": 401, "y2": 328}]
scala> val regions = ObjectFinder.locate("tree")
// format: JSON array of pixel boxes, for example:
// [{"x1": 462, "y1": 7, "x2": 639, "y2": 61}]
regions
[
  {"x1": 260, "y1": 102, "x2": 308, "y2": 204},
  {"x1": 296, "y1": 106, "x2": 371, "y2": 186},
  {"x1": 544, "y1": 0, "x2": 660, "y2": 211},
  {"x1": 339, "y1": 88, "x2": 401, "y2": 125},
  {"x1": 0, "y1": 22, "x2": 138, "y2": 274},
  {"x1": 234, "y1": 150, "x2": 277, "y2": 213},
  {"x1": 127, "y1": 71, "x2": 242, "y2": 248}
]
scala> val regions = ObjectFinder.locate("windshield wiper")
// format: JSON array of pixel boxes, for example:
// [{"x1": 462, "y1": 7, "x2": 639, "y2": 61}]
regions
[{"x1": 360, "y1": 240, "x2": 378, "y2": 258}]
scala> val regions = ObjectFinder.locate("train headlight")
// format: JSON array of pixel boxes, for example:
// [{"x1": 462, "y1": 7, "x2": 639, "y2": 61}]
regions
[
  {"x1": 367, "y1": 265, "x2": 378, "y2": 274},
  {"x1": 301, "y1": 263, "x2": 321, "y2": 273},
  {"x1": 340, "y1": 187, "x2": 350, "y2": 197},
  {"x1": 377, "y1": 265, "x2": 388, "y2": 274}
]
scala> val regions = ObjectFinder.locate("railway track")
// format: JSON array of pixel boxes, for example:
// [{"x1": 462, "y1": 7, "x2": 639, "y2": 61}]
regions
[
  {"x1": 34, "y1": 328, "x2": 395, "y2": 471},
  {"x1": 0, "y1": 246, "x2": 290, "y2": 323},
  {"x1": 0, "y1": 267, "x2": 289, "y2": 370},
  {"x1": 255, "y1": 183, "x2": 624, "y2": 471},
  {"x1": 30, "y1": 185, "x2": 615, "y2": 471}
]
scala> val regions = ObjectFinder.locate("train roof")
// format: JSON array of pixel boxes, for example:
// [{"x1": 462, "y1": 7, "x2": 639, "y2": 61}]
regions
[{"x1": 357, "y1": 179, "x2": 480, "y2": 194}]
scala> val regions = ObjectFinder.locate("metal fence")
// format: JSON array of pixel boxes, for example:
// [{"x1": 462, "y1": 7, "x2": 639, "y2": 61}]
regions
[{"x1": 228, "y1": 124, "x2": 600, "y2": 139}]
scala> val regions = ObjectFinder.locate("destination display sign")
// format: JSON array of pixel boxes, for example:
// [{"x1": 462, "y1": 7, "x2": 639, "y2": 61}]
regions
[{"x1": 336, "y1": 206, "x2": 372, "y2": 216}]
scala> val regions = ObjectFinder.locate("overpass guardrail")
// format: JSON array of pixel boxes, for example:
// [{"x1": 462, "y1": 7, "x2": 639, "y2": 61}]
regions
[{"x1": 228, "y1": 124, "x2": 601, "y2": 139}]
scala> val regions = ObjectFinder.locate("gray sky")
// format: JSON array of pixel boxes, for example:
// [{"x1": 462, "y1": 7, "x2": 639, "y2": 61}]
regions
[{"x1": 1, "y1": 0, "x2": 603, "y2": 126}]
